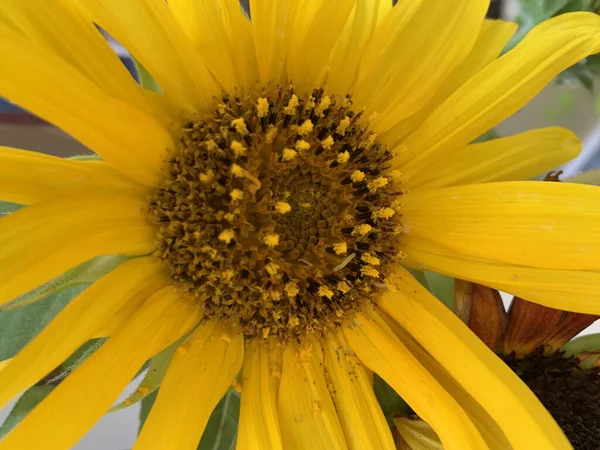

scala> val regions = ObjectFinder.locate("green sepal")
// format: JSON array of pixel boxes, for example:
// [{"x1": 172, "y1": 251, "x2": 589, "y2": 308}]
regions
[
  {"x1": 423, "y1": 271, "x2": 455, "y2": 310},
  {"x1": 133, "y1": 58, "x2": 162, "y2": 93},
  {"x1": 67, "y1": 155, "x2": 102, "y2": 161},
  {"x1": 1, "y1": 255, "x2": 131, "y2": 313},
  {"x1": 0, "y1": 201, "x2": 24, "y2": 215},
  {"x1": 561, "y1": 333, "x2": 600, "y2": 357}
]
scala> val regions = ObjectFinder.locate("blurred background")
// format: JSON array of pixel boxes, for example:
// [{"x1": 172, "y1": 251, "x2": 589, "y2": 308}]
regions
[{"x1": 1, "y1": 0, "x2": 599, "y2": 449}]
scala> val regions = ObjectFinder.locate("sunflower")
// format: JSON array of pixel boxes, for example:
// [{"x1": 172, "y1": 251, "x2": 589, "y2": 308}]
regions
[
  {"x1": 454, "y1": 282, "x2": 600, "y2": 450},
  {"x1": 0, "y1": 1, "x2": 599, "y2": 449}
]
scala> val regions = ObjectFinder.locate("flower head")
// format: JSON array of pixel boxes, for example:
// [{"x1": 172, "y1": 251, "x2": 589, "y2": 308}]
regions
[{"x1": 0, "y1": 1, "x2": 599, "y2": 449}]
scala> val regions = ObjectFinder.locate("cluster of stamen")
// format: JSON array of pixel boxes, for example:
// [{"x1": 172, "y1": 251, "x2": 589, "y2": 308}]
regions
[{"x1": 149, "y1": 86, "x2": 404, "y2": 341}]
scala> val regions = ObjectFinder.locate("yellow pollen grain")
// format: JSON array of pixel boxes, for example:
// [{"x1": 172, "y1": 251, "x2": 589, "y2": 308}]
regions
[
  {"x1": 350, "y1": 170, "x2": 366, "y2": 182},
  {"x1": 285, "y1": 282, "x2": 299, "y2": 298},
  {"x1": 295, "y1": 140, "x2": 311, "y2": 151},
  {"x1": 262, "y1": 327, "x2": 271, "y2": 339},
  {"x1": 315, "y1": 96, "x2": 331, "y2": 117},
  {"x1": 368, "y1": 177, "x2": 389, "y2": 192},
  {"x1": 373, "y1": 207, "x2": 395, "y2": 220},
  {"x1": 256, "y1": 97, "x2": 269, "y2": 117},
  {"x1": 333, "y1": 242, "x2": 347, "y2": 255},
  {"x1": 275, "y1": 201, "x2": 292, "y2": 214},
  {"x1": 282, "y1": 148, "x2": 297, "y2": 161},
  {"x1": 205, "y1": 139, "x2": 218, "y2": 151},
  {"x1": 321, "y1": 135, "x2": 334, "y2": 150},
  {"x1": 263, "y1": 233, "x2": 280, "y2": 248},
  {"x1": 352, "y1": 224, "x2": 372, "y2": 236},
  {"x1": 337, "y1": 281, "x2": 351, "y2": 294},
  {"x1": 306, "y1": 96, "x2": 316, "y2": 110},
  {"x1": 222, "y1": 269, "x2": 235, "y2": 281},
  {"x1": 359, "y1": 133, "x2": 377, "y2": 149},
  {"x1": 199, "y1": 169, "x2": 214, "y2": 183},
  {"x1": 361, "y1": 266, "x2": 380, "y2": 278},
  {"x1": 265, "y1": 262, "x2": 280, "y2": 276},
  {"x1": 218, "y1": 229, "x2": 235, "y2": 244},
  {"x1": 271, "y1": 290, "x2": 281, "y2": 301},
  {"x1": 137, "y1": 386, "x2": 150, "y2": 395},
  {"x1": 313, "y1": 401, "x2": 321, "y2": 415},
  {"x1": 230, "y1": 189, "x2": 244, "y2": 201},
  {"x1": 284, "y1": 94, "x2": 300, "y2": 115},
  {"x1": 224, "y1": 213, "x2": 235, "y2": 222},
  {"x1": 231, "y1": 118, "x2": 249, "y2": 135},
  {"x1": 336, "y1": 151, "x2": 350, "y2": 164},
  {"x1": 230, "y1": 140, "x2": 247, "y2": 156},
  {"x1": 231, "y1": 164, "x2": 245, "y2": 178},
  {"x1": 389, "y1": 170, "x2": 402, "y2": 180},
  {"x1": 232, "y1": 380, "x2": 242, "y2": 393},
  {"x1": 297, "y1": 119, "x2": 314, "y2": 136},
  {"x1": 318, "y1": 286, "x2": 334, "y2": 299},
  {"x1": 221, "y1": 332, "x2": 232, "y2": 343},
  {"x1": 266, "y1": 124, "x2": 278, "y2": 143},
  {"x1": 336, "y1": 116, "x2": 351, "y2": 136},
  {"x1": 176, "y1": 345, "x2": 188, "y2": 356},
  {"x1": 361, "y1": 253, "x2": 381, "y2": 266},
  {"x1": 124, "y1": 399, "x2": 132, "y2": 406}
]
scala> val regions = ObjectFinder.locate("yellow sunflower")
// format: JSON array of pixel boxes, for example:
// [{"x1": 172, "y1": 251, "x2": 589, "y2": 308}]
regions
[{"x1": 0, "y1": 1, "x2": 599, "y2": 449}]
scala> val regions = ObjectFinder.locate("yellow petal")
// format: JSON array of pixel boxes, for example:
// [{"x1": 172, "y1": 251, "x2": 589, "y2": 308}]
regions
[
  {"x1": 381, "y1": 19, "x2": 517, "y2": 147},
  {"x1": 326, "y1": 0, "x2": 393, "y2": 94},
  {"x1": 403, "y1": 236, "x2": 600, "y2": 314},
  {"x1": 403, "y1": 127, "x2": 581, "y2": 189},
  {"x1": 169, "y1": 0, "x2": 239, "y2": 92},
  {"x1": 0, "y1": 358, "x2": 11, "y2": 373},
  {"x1": 401, "y1": 181, "x2": 600, "y2": 271},
  {"x1": 323, "y1": 332, "x2": 395, "y2": 450},
  {"x1": 237, "y1": 339, "x2": 283, "y2": 450},
  {"x1": 399, "y1": 12, "x2": 600, "y2": 171},
  {"x1": 355, "y1": 0, "x2": 489, "y2": 127},
  {"x1": 278, "y1": 340, "x2": 348, "y2": 450},
  {"x1": 0, "y1": 0, "x2": 153, "y2": 117},
  {"x1": 0, "y1": 257, "x2": 167, "y2": 409},
  {"x1": 0, "y1": 286, "x2": 201, "y2": 450},
  {"x1": 0, "y1": 195, "x2": 156, "y2": 304},
  {"x1": 379, "y1": 267, "x2": 571, "y2": 449},
  {"x1": 0, "y1": 146, "x2": 147, "y2": 205},
  {"x1": 0, "y1": 28, "x2": 172, "y2": 187},
  {"x1": 378, "y1": 309, "x2": 511, "y2": 449},
  {"x1": 73, "y1": 0, "x2": 219, "y2": 113},
  {"x1": 135, "y1": 320, "x2": 244, "y2": 450},
  {"x1": 286, "y1": 0, "x2": 355, "y2": 91},
  {"x1": 394, "y1": 417, "x2": 443, "y2": 450},
  {"x1": 343, "y1": 310, "x2": 486, "y2": 450}
]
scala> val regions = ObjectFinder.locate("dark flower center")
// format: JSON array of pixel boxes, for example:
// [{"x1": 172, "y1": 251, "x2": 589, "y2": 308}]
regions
[{"x1": 149, "y1": 86, "x2": 404, "y2": 341}]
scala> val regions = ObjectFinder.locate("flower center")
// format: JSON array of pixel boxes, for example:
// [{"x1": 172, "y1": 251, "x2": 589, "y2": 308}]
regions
[
  {"x1": 149, "y1": 87, "x2": 404, "y2": 341},
  {"x1": 505, "y1": 349, "x2": 600, "y2": 449}
]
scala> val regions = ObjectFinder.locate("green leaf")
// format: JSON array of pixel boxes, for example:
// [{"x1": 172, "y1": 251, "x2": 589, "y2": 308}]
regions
[
  {"x1": 373, "y1": 373, "x2": 411, "y2": 427},
  {"x1": 561, "y1": 333, "x2": 600, "y2": 357},
  {"x1": 67, "y1": 155, "x2": 102, "y2": 161},
  {"x1": 422, "y1": 271, "x2": 455, "y2": 310},
  {"x1": 0, "y1": 255, "x2": 130, "y2": 312},
  {"x1": 0, "y1": 385, "x2": 53, "y2": 438},
  {"x1": 0, "y1": 201, "x2": 24, "y2": 216},
  {"x1": 0, "y1": 338, "x2": 104, "y2": 437},
  {"x1": 109, "y1": 339, "x2": 180, "y2": 412},
  {"x1": 198, "y1": 389, "x2": 241, "y2": 450},
  {"x1": 139, "y1": 390, "x2": 158, "y2": 432},
  {"x1": 133, "y1": 58, "x2": 161, "y2": 93},
  {"x1": 0, "y1": 286, "x2": 86, "y2": 361}
]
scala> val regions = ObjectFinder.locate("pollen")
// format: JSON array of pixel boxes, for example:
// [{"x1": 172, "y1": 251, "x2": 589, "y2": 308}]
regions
[
  {"x1": 231, "y1": 118, "x2": 249, "y2": 135},
  {"x1": 336, "y1": 117, "x2": 351, "y2": 136},
  {"x1": 218, "y1": 229, "x2": 236, "y2": 244},
  {"x1": 295, "y1": 140, "x2": 311, "y2": 151},
  {"x1": 297, "y1": 119, "x2": 314, "y2": 137},
  {"x1": 149, "y1": 87, "x2": 403, "y2": 342},
  {"x1": 137, "y1": 386, "x2": 150, "y2": 395},
  {"x1": 350, "y1": 170, "x2": 366, "y2": 182},
  {"x1": 333, "y1": 242, "x2": 347, "y2": 255},
  {"x1": 230, "y1": 189, "x2": 244, "y2": 201},
  {"x1": 321, "y1": 135, "x2": 334, "y2": 150},
  {"x1": 230, "y1": 141, "x2": 247, "y2": 156},
  {"x1": 336, "y1": 151, "x2": 350, "y2": 164},
  {"x1": 275, "y1": 201, "x2": 292, "y2": 214},
  {"x1": 256, "y1": 97, "x2": 270, "y2": 117},
  {"x1": 352, "y1": 224, "x2": 372, "y2": 236},
  {"x1": 263, "y1": 233, "x2": 280, "y2": 248},
  {"x1": 282, "y1": 148, "x2": 298, "y2": 161}
]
